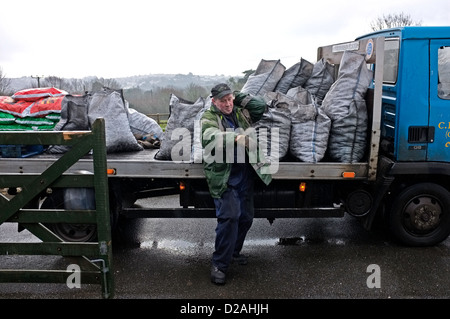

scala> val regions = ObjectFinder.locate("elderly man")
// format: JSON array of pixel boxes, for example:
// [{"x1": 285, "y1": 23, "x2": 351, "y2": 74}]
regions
[{"x1": 201, "y1": 83, "x2": 272, "y2": 285}]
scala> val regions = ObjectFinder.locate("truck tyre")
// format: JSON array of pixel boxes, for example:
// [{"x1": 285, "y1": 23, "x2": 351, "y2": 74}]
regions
[
  {"x1": 388, "y1": 183, "x2": 450, "y2": 246},
  {"x1": 41, "y1": 188, "x2": 98, "y2": 242}
]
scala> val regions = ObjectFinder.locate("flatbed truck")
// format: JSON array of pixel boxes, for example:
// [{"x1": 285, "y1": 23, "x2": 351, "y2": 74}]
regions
[{"x1": 1, "y1": 26, "x2": 449, "y2": 247}]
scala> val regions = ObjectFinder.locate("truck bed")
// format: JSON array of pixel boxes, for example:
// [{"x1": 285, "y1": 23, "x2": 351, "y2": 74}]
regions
[
  {"x1": 0, "y1": 148, "x2": 369, "y2": 180},
  {"x1": 0, "y1": 37, "x2": 385, "y2": 184}
]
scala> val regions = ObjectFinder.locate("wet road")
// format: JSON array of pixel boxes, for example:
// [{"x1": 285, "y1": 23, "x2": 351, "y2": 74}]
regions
[{"x1": 1, "y1": 195, "x2": 449, "y2": 311}]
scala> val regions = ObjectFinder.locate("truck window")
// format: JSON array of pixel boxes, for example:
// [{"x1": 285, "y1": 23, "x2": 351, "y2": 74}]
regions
[
  {"x1": 383, "y1": 38, "x2": 399, "y2": 84},
  {"x1": 438, "y1": 46, "x2": 450, "y2": 99}
]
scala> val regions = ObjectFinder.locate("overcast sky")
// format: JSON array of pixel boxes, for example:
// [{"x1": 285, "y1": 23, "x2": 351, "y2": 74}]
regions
[{"x1": 0, "y1": 0, "x2": 448, "y2": 79}]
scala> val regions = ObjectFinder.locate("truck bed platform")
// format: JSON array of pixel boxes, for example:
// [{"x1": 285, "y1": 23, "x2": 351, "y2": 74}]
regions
[{"x1": 0, "y1": 148, "x2": 370, "y2": 180}]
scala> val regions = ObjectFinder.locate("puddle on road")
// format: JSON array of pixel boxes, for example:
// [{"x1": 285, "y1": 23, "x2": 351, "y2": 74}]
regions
[
  {"x1": 278, "y1": 236, "x2": 307, "y2": 245},
  {"x1": 140, "y1": 238, "x2": 280, "y2": 254},
  {"x1": 278, "y1": 236, "x2": 347, "y2": 245},
  {"x1": 140, "y1": 239, "x2": 210, "y2": 253},
  {"x1": 139, "y1": 236, "x2": 347, "y2": 254}
]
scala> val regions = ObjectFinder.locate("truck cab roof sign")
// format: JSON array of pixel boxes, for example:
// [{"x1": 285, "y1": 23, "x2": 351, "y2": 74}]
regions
[{"x1": 332, "y1": 41, "x2": 359, "y2": 53}]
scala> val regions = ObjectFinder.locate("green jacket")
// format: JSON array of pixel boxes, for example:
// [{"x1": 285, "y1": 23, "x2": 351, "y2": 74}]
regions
[{"x1": 201, "y1": 92, "x2": 272, "y2": 198}]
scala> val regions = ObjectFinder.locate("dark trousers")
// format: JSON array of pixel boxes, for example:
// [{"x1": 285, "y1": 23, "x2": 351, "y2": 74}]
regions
[{"x1": 212, "y1": 166, "x2": 254, "y2": 272}]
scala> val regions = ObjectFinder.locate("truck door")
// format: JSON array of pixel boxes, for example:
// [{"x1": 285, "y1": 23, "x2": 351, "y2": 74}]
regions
[{"x1": 428, "y1": 40, "x2": 450, "y2": 161}]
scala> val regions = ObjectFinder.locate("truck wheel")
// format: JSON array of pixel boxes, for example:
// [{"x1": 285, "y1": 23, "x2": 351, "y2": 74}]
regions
[
  {"x1": 49, "y1": 223, "x2": 98, "y2": 242},
  {"x1": 388, "y1": 183, "x2": 450, "y2": 246},
  {"x1": 41, "y1": 189, "x2": 98, "y2": 242}
]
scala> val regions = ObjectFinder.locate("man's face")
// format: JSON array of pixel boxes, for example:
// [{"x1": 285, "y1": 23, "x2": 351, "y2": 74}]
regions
[{"x1": 212, "y1": 93, "x2": 234, "y2": 115}]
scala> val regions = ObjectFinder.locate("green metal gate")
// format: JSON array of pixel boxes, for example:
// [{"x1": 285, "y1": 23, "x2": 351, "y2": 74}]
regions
[{"x1": 0, "y1": 118, "x2": 114, "y2": 298}]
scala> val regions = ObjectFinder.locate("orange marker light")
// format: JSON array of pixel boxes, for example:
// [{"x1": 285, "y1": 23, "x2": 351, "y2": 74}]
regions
[
  {"x1": 179, "y1": 182, "x2": 186, "y2": 191},
  {"x1": 106, "y1": 168, "x2": 116, "y2": 175},
  {"x1": 342, "y1": 172, "x2": 356, "y2": 178},
  {"x1": 299, "y1": 182, "x2": 306, "y2": 192}
]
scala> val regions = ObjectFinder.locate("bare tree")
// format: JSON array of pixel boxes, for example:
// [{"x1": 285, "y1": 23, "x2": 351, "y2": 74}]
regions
[
  {"x1": 43, "y1": 75, "x2": 69, "y2": 91},
  {"x1": 80, "y1": 77, "x2": 122, "y2": 92},
  {"x1": 370, "y1": 12, "x2": 422, "y2": 31},
  {"x1": 97, "y1": 77, "x2": 121, "y2": 90},
  {"x1": 0, "y1": 67, "x2": 12, "y2": 95},
  {"x1": 67, "y1": 78, "x2": 89, "y2": 94},
  {"x1": 183, "y1": 83, "x2": 208, "y2": 102}
]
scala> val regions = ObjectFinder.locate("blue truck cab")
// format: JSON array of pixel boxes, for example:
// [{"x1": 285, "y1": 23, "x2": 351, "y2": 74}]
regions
[
  {"x1": 355, "y1": 26, "x2": 450, "y2": 246},
  {"x1": 358, "y1": 26, "x2": 450, "y2": 162}
]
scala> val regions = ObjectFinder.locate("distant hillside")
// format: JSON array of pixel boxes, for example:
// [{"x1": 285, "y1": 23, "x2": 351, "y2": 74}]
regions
[
  {"x1": 116, "y1": 73, "x2": 235, "y2": 91},
  {"x1": 7, "y1": 73, "x2": 240, "y2": 93}
]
